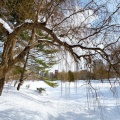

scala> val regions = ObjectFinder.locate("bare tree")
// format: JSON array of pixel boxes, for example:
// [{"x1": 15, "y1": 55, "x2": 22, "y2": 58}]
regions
[{"x1": 0, "y1": 0, "x2": 120, "y2": 95}]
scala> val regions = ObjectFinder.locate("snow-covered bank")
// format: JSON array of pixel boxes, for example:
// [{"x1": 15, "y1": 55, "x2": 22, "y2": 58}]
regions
[{"x1": 0, "y1": 80, "x2": 120, "y2": 120}]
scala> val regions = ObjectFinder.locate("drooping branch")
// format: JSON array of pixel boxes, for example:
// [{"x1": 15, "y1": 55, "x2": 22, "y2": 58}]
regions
[
  {"x1": 0, "y1": 20, "x2": 109, "y2": 66},
  {"x1": 38, "y1": 23, "x2": 109, "y2": 60},
  {"x1": 0, "y1": 18, "x2": 117, "y2": 76}
]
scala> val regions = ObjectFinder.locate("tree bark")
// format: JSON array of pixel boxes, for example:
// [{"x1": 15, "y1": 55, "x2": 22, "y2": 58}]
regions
[
  {"x1": 0, "y1": 78, "x2": 5, "y2": 96},
  {"x1": 0, "y1": 66, "x2": 8, "y2": 96}
]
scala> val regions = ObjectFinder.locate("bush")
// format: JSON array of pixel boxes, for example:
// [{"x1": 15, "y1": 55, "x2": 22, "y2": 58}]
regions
[{"x1": 37, "y1": 87, "x2": 46, "y2": 93}]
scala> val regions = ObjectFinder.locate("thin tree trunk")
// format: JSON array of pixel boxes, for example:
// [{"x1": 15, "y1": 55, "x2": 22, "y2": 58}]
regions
[
  {"x1": 75, "y1": 80, "x2": 77, "y2": 94},
  {"x1": 69, "y1": 82, "x2": 70, "y2": 96},
  {"x1": 17, "y1": 82, "x2": 22, "y2": 91},
  {"x1": 17, "y1": 51, "x2": 29, "y2": 91},
  {"x1": 17, "y1": 29, "x2": 35, "y2": 91},
  {"x1": 14, "y1": 81, "x2": 18, "y2": 87},
  {"x1": 61, "y1": 80, "x2": 62, "y2": 96},
  {"x1": 0, "y1": 78, "x2": 5, "y2": 96}
]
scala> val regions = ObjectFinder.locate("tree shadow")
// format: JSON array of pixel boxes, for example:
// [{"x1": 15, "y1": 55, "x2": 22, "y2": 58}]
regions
[{"x1": 0, "y1": 108, "x2": 43, "y2": 120}]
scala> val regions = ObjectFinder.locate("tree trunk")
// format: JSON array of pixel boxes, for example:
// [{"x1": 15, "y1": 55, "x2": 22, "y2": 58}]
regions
[
  {"x1": 61, "y1": 80, "x2": 62, "y2": 96},
  {"x1": 17, "y1": 51, "x2": 29, "y2": 91},
  {"x1": 16, "y1": 69, "x2": 25, "y2": 91},
  {"x1": 17, "y1": 29, "x2": 35, "y2": 91},
  {"x1": 17, "y1": 71, "x2": 24, "y2": 91},
  {"x1": 17, "y1": 82, "x2": 22, "y2": 91},
  {"x1": 69, "y1": 82, "x2": 70, "y2": 95},
  {"x1": 0, "y1": 78, "x2": 5, "y2": 96},
  {"x1": 0, "y1": 66, "x2": 8, "y2": 96},
  {"x1": 14, "y1": 81, "x2": 18, "y2": 87}
]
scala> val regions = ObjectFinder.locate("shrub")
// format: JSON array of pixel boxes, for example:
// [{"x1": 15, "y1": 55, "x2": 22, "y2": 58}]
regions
[{"x1": 37, "y1": 87, "x2": 46, "y2": 93}]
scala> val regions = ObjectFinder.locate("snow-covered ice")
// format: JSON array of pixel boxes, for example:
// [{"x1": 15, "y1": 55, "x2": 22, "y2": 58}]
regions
[{"x1": 0, "y1": 80, "x2": 120, "y2": 120}]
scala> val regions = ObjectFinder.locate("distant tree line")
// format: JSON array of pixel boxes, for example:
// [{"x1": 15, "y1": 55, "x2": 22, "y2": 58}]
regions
[{"x1": 57, "y1": 61, "x2": 119, "y2": 81}]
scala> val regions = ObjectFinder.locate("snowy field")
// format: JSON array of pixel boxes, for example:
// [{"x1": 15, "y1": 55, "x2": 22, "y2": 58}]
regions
[{"x1": 0, "y1": 79, "x2": 120, "y2": 120}]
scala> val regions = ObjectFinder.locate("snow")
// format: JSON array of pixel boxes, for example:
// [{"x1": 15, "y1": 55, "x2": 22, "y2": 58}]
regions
[
  {"x1": 0, "y1": 18, "x2": 13, "y2": 34},
  {"x1": 25, "y1": 19, "x2": 33, "y2": 23},
  {"x1": 0, "y1": 79, "x2": 120, "y2": 120}
]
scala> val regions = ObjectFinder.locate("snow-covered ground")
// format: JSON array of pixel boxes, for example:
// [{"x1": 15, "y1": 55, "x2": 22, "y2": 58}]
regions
[{"x1": 0, "y1": 79, "x2": 120, "y2": 120}]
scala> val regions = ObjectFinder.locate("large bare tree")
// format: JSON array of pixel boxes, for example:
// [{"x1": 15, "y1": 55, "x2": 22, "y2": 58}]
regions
[{"x1": 0, "y1": 0, "x2": 120, "y2": 95}]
